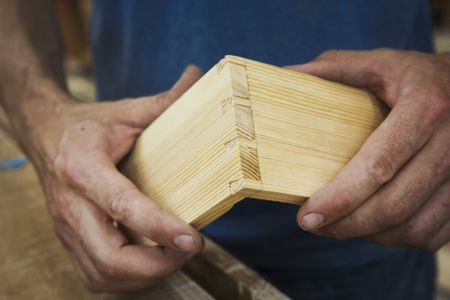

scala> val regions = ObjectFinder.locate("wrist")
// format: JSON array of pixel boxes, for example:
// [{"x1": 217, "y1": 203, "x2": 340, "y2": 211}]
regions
[{"x1": 4, "y1": 77, "x2": 79, "y2": 171}]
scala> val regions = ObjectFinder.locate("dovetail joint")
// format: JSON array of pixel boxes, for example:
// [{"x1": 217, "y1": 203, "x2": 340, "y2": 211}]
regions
[
  {"x1": 239, "y1": 146, "x2": 261, "y2": 181},
  {"x1": 221, "y1": 97, "x2": 232, "y2": 114},
  {"x1": 216, "y1": 58, "x2": 228, "y2": 74},
  {"x1": 234, "y1": 104, "x2": 255, "y2": 140},
  {"x1": 229, "y1": 179, "x2": 243, "y2": 194},
  {"x1": 229, "y1": 64, "x2": 250, "y2": 99},
  {"x1": 225, "y1": 138, "x2": 238, "y2": 154}
]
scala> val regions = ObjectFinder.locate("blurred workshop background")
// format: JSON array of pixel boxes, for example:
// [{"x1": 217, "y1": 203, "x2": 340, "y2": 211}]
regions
[{"x1": 0, "y1": 0, "x2": 449, "y2": 299}]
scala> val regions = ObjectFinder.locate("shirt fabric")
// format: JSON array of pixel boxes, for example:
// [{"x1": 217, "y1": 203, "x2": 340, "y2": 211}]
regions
[{"x1": 91, "y1": 1, "x2": 436, "y2": 299}]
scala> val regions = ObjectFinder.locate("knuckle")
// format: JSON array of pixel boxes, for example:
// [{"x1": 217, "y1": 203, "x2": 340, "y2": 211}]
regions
[
  {"x1": 153, "y1": 94, "x2": 169, "y2": 111},
  {"x1": 423, "y1": 96, "x2": 450, "y2": 126},
  {"x1": 367, "y1": 60, "x2": 392, "y2": 89},
  {"x1": 330, "y1": 195, "x2": 354, "y2": 217},
  {"x1": 366, "y1": 153, "x2": 395, "y2": 186},
  {"x1": 378, "y1": 199, "x2": 411, "y2": 227},
  {"x1": 55, "y1": 154, "x2": 81, "y2": 188},
  {"x1": 107, "y1": 193, "x2": 132, "y2": 222}
]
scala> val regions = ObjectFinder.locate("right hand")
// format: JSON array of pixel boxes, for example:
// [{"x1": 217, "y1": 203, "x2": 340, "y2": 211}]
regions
[{"x1": 31, "y1": 66, "x2": 204, "y2": 292}]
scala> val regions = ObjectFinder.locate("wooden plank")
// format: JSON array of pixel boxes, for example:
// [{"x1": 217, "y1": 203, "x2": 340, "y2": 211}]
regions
[
  {"x1": 438, "y1": 243, "x2": 450, "y2": 294},
  {"x1": 184, "y1": 238, "x2": 290, "y2": 300},
  {"x1": 122, "y1": 56, "x2": 387, "y2": 231}
]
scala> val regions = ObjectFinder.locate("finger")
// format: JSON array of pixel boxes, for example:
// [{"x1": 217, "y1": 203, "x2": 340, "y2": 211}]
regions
[
  {"x1": 58, "y1": 150, "x2": 203, "y2": 253},
  {"x1": 74, "y1": 194, "x2": 190, "y2": 283},
  {"x1": 127, "y1": 65, "x2": 204, "y2": 127},
  {"x1": 366, "y1": 179, "x2": 450, "y2": 250},
  {"x1": 314, "y1": 130, "x2": 450, "y2": 238},
  {"x1": 297, "y1": 98, "x2": 434, "y2": 232},
  {"x1": 54, "y1": 219, "x2": 103, "y2": 287},
  {"x1": 288, "y1": 49, "x2": 393, "y2": 103},
  {"x1": 166, "y1": 65, "x2": 204, "y2": 102},
  {"x1": 52, "y1": 193, "x2": 115, "y2": 288},
  {"x1": 58, "y1": 220, "x2": 164, "y2": 292},
  {"x1": 427, "y1": 221, "x2": 450, "y2": 251}
]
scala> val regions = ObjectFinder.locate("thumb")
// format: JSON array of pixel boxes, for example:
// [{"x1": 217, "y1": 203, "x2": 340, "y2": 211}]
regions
[
  {"x1": 166, "y1": 65, "x2": 204, "y2": 102},
  {"x1": 288, "y1": 49, "x2": 385, "y2": 90},
  {"x1": 127, "y1": 65, "x2": 204, "y2": 127}
]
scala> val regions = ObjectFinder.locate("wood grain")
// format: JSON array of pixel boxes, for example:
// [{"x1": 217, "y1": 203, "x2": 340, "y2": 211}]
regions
[
  {"x1": 438, "y1": 244, "x2": 450, "y2": 294},
  {"x1": 122, "y1": 56, "x2": 388, "y2": 230},
  {"x1": 184, "y1": 238, "x2": 289, "y2": 300}
]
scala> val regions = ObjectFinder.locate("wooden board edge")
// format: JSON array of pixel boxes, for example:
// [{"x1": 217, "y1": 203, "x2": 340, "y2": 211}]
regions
[{"x1": 183, "y1": 237, "x2": 291, "y2": 300}]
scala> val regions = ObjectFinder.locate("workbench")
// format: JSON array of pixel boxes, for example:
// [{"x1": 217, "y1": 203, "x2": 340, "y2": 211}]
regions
[{"x1": 0, "y1": 116, "x2": 288, "y2": 299}]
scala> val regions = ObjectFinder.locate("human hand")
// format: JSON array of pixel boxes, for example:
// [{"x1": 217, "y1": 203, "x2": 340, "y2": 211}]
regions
[
  {"x1": 31, "y1": 66, "x2": 204, "y2": 292},
  {"x1": 291, "y1": 49, "x2": 450, "y2": 251}
]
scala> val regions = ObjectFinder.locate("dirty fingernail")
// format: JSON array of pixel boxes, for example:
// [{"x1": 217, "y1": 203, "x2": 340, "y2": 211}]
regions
[
  {"x1": 173, "y1": 234, "x2": 195, "y2": 252},
  {"x1": 301, "y1": 213, "x2": 324, "y2": 231}
]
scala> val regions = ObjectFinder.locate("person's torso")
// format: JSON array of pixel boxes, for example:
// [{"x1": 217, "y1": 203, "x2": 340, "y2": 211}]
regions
[
  {"x1": 91, "y1": 1, "x2": 435, "y2": 298},
  {"x1": 92, "y1": 0, "x2": 433, "y2": 100}
]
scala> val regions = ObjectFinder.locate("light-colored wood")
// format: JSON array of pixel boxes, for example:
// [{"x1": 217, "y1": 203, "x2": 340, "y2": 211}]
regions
[
  {"x1": 123, "y1": 55, "x2": 388, "y2": 230},
  {"x1": 438, "y1": 244, "x2": 450, "y2": 294}
]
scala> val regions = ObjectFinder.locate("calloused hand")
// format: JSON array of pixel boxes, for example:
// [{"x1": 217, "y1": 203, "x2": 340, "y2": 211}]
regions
[
  {"x1": 34, "y1": 66, "x2": 204, "y2": 292},
  {"x1": 291, "y1": 49, "x2": 450, "y2": 251}
]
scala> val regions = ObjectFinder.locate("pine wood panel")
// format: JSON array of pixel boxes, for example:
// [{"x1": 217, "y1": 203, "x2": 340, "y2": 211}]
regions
[{"x1": 122, "y1": 56, "x2": 387, "y2": 230}]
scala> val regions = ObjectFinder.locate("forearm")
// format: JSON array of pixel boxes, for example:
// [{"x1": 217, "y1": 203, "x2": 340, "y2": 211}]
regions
[{"x1": 0, "y1": 0, "x2": 74, "y2": 167}]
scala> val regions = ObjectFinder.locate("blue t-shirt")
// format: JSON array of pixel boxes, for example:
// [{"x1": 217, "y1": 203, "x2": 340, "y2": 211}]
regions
[{"x1": 91, "y1": 1, "x2": 435, "y2": 299}]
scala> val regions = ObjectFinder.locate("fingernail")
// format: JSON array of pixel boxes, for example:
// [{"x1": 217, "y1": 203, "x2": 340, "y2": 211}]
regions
[
  {"x1": 301, "y1": 213, "x2": 324, "y2": 231},
  {"x1": 173, "y1": 234, "x2": 195, "y2": 252}
]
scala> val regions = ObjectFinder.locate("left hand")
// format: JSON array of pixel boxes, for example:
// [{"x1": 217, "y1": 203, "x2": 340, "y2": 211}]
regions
[{"x1": 290, "y1": 49, "x2": 450, "y2": 251}]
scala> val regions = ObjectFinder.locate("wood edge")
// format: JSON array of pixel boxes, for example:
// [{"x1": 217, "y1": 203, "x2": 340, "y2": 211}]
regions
[
  {"x1": 191, "y1": 193, "x2": 244, "y2": 229},
  {"x1": 243, "y1": 187, "x2": 307, "y2": 206},
  {"x1": 216, "y1": 56, "x2": 244, "y2": 75},
  {"x1": 226, "y1": 59, "x2": 263, "y2": 186},
  {"x1": 183, "y1": 237, "x2": 291, "y2": 300},
  {"x1": 189, "y1": 59, "x2": 257, "y2": 229},
  {"x1": 225, "y1": 55, "x2": 387, "y2": 115},
  {"x1": 234, "y1": 179, "x2": 307, "y2": 205}
]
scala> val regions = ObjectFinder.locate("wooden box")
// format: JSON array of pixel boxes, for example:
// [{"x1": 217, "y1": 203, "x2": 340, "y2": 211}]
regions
[{"x1": 122, "y1": 56, "x2": 387, "y2": 229}]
